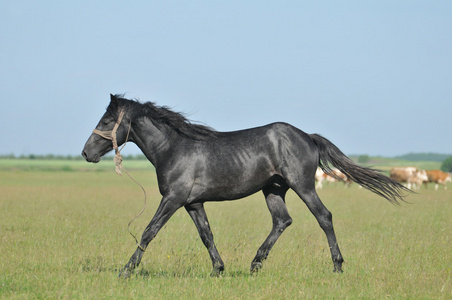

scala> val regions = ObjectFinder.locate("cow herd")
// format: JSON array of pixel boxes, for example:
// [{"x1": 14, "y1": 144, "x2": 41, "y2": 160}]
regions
[{"x1": 315, "y1": 167, "x2": 451, "y2": 191}]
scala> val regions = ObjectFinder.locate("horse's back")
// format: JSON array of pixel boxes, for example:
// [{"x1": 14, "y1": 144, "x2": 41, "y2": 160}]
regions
[{"x1": 209, "y1": 122, "x2": 318, "y2": 167}]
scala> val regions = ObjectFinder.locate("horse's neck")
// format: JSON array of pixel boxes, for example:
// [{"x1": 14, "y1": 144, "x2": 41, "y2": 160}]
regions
[{"x1": 130, "y1": 118, "x2": 176, "y2": 166}]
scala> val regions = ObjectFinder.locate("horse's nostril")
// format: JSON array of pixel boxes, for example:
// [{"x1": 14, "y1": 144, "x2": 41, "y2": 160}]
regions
[{"x1": 82, "y1": 150, "x2": 88, "y2": 159}]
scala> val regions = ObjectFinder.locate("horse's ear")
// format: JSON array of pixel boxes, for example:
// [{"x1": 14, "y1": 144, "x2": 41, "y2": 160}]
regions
[{"x1": 110, "y1": 93, "x2": 118, "y2": 105}]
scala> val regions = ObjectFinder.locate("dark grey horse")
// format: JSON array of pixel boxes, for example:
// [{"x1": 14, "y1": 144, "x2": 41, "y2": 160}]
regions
[{"x1": 82, "y1": 94, "x2": 408, "y2": 278}]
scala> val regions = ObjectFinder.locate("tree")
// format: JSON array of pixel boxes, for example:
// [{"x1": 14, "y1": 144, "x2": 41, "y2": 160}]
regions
[
  {"x1": 440, "y1": 156, "x2": 452, "y2": 172},
  {"x1": 358, "y1": 155, "x2": 370, "y2": 164}
]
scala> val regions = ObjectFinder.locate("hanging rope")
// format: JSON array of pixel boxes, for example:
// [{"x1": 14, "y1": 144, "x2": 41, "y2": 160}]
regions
[{"x1": 92, "y1": 109, "x2": 147, "y2": 251}]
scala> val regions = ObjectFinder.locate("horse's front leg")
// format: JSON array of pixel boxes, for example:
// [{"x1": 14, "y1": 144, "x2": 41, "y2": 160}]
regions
[{"x1": 119, "y1": 197, "x2": 182, "y2": 278}]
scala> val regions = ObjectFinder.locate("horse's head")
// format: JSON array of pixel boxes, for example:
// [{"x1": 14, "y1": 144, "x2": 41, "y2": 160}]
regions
[{"x1": 82, "y1": 94, "x2": 131, "y2": 163}]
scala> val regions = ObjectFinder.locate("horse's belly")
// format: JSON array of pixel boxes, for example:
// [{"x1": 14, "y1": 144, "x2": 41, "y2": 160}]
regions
[{"x1": 189, "y1": 169, "x2": 273, "y2": 202}]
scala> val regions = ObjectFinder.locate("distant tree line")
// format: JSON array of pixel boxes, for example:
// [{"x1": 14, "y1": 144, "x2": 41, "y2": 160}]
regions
[
  {"x1": 0, "y1": 154, "x2": 148, "y2": 160},
  {"x1": 395, "y1": 153, "x2": 451, "y2": 162},
  {"x1": 2, "y1": 153, "x2": 452, "y2": 172}
]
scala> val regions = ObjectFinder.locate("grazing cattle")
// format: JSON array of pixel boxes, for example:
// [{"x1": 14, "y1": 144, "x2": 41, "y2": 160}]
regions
[
  {"x1": 425, "y1": 170, "x2": 451, "y2": 190},
  {"x1": 331, "y1": 169, "x2": 353, "y2": 187},
  {"x1": 315, "y1": 168, "x2": 326, "y2": 189},
  {"x1": 315, "y1": 168, "x2": 352, "y2": 189},
  {"x1": 389, "y1": 167, "x2": 428, "y2": 190}
]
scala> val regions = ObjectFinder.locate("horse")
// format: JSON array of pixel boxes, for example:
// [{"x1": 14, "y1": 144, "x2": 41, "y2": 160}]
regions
[{"x1": 82, "y1": 94, "x2": 409, "y2": 278}]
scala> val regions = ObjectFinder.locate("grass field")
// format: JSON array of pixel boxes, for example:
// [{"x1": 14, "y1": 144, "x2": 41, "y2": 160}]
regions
[{"x1": 1, "y1": 159, "x2": 450, "y2": 299}]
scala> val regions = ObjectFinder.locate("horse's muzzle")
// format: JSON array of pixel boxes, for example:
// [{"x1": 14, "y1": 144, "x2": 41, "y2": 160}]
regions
[{"x1": 81, "y1": 150, "x2": 100, "y2": 163}]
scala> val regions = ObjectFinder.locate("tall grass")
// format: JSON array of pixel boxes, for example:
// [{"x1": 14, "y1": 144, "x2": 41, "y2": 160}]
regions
[{"x1": 0, "y1": 165, "x2": 450, "y2": 299}]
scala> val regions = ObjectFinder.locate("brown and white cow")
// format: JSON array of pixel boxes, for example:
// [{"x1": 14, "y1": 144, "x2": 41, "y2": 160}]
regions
[
  {"x1": 330, "y1": 169, "x2": 353, "y2": 187},
  {"x1": 389, "y1": 167, "x2": 428, "y2": 190},
  {"x1": 424, "y1": 170, "x2": 451, "y2": 190},
  {"x1": 315, "y1": 168, "x2": 352, "y2": 189},
  {"x1": 315, "y1": 168, "x2": 326, "y2": 189}
]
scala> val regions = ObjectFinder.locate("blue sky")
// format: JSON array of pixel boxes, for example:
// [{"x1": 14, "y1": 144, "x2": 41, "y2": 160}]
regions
[{"x1": 1, "y1": 1, "x2": 451, "y2": 157}]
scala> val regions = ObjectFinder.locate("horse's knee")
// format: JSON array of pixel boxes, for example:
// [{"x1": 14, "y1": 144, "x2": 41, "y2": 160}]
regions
[
  {"x1": 282, "y1": 217, "x2": 293, "y2": 229},
  {"x1": 274, "y1": 215, "x2": 292, "y2": 232}
]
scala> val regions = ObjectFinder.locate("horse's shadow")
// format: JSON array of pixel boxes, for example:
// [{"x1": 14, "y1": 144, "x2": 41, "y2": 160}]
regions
[
  {"x1": 79, "y1": 256, "x2": 251, "y2": 279},
  {"x1": 128, "y1": 268, "x2": 252, "y2": 279}
]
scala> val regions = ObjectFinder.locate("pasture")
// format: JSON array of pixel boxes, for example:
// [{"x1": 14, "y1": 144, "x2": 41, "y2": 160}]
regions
[{"x1": 1, "y1": 159, "x2": 450, "y2": 299}]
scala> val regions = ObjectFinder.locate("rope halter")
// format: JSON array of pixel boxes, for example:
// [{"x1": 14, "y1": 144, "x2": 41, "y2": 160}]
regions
[
  {"x1": 92, "y1": 109, "x2": 125, "y2": 151},
  {"x1": 92, "y1": 109, "x2": 128, "y2": 175}
]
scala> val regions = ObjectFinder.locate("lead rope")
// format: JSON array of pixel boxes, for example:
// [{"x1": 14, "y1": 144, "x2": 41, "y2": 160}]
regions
[
  {"x1": 93, "y1": 110, "x2": 146, "y2": 252},
  {"x1": 114, "y1": 121, "x2": 147, "y2": 252}
]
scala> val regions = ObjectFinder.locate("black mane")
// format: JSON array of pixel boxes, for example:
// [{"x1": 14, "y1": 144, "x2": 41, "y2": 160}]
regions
[{"x1": 108, "y1": 94, "x2": 218, "y2": 140}]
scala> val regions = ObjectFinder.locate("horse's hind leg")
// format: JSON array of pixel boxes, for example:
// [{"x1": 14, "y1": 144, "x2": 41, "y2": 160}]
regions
[
  {"x1": 250, "y1": 184, "x2": 292, "y2": 273},
  {"x1": 185, "y1": 203, "x2": 225, "y2": 276},
  {"x1": 292, "y1": 185, "x2": 344, "y2": 273}
]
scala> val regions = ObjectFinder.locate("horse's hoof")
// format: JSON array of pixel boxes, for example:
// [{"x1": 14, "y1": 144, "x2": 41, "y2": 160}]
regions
[
  {"x1": 118, "y1": 268, "x2": 132, "y2": 279},
  {"x1": 250, "y1": 262, "x2": 263, "y2": 274},
  {"x1": 210, "y1": 267, "x2": 224, "y2": 277}
]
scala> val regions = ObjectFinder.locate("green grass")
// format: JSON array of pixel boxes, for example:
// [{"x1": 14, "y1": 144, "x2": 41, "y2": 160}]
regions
[
  {"x1": 0, "y1": 160, "x2": 451, "y2": 299},
  {"x1": 0, "y1": 158, "x2": 154, "y2": 172}
]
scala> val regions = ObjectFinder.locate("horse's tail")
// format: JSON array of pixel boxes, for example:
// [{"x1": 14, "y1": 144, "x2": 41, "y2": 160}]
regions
[{"x1": 309, "y1": 134, "x2": 410, "y2": 204}]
